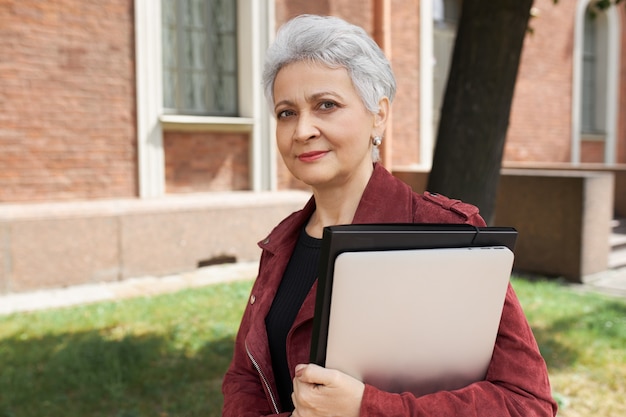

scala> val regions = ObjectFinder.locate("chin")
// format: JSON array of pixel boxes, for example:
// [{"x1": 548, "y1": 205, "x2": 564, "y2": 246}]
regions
[
  {"x1": 292, "y1": 171, "x2": 332, "y2": 188},
  {"x1": 294, "y1": 175, "x2": 327, "y2": 188},
  {"x1": 289, "y1": 164, "x2": 328, "y2": 183}
]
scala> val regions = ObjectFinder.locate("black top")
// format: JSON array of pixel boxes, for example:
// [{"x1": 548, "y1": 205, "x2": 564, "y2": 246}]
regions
[{"x1": 265, "y1": 226, "x2": 321, "y2": 412}]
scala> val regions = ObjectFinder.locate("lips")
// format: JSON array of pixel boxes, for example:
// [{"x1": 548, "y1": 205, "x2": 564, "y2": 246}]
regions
[{"x1": 297, "y1": 150, "x2": 329, "y2": 162}]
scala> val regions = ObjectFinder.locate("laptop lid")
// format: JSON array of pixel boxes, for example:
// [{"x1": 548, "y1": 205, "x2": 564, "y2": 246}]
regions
[
  {"x1": 309, "y1": 224, "x2": 517, "y2": 395},
  {"x1": 322, "y1": 246, "x2": 514, "y2": 395}
]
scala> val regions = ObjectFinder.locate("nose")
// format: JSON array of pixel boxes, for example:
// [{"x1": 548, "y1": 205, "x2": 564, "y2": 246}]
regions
[{"x1": 293, "y1": 112, "x2": 320, "y2": 142}]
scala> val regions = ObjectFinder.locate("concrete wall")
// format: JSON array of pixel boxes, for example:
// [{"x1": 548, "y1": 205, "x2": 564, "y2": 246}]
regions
[
  {"x1": 393, "y1": 167, "x2": 615, "y2": 282},
  {"x1": 0, "y1": 191, "x2": 310, "y2": 293},
  {"x1": 0, "y1": 165, "x2": 617, "y2": 292},
  {"x1": 495, "y1": 169, "x2": 613, "y2": 281},
  {"x1": 503, "y1": 162, "x2": 626, "y2": 218}
]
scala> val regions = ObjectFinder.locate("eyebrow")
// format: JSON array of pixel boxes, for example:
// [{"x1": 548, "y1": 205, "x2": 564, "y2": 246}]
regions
[{"x1": 274, "y1": 91, "x2": 343, "y2": 112}]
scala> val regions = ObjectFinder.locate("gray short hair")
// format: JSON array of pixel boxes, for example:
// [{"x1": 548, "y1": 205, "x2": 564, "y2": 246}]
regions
[{"x1": 263, "y1": 14, "x2": 396, "y2": 114}]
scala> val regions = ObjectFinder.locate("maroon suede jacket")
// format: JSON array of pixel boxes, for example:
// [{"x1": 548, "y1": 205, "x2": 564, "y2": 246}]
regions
[{"x1": 221, "y1": 164, "x2": 557, "y2": 417}]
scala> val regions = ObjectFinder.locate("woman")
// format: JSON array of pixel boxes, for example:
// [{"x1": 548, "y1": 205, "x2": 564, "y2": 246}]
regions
[{"x1": 222, "y1": 14, "x2": 557, "y2": 417}]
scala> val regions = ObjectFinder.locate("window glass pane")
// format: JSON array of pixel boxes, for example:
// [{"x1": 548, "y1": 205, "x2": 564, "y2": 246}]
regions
[
  {"x1": 182, "y1": 72, "x2": 203, "y2": 111},
  {"x1": 433, "y1": 0, "x2": 462, "y2": 25},
  {"x1": 216, "y1": 0, "x2": 236, "y2": 31},
  {"x1": 163, "y1": 0, "x2": 176, "y2": 25},
  {"x1": 163, "y1": 70, "x2": 177, "y2": 109},
  {"x1": 162, "y1": 27, "x2": 177, "y2": 68},
  {"x1": 162, "y1": 2, "x2": 178, "y2": 110},
  {"x1": 182, "y1": 29, "x2": 204, "y2": 69},
  {"x1": 218, "y1": 75, "x2": 237, "y2": 113},
  {"x1": 218, "y1": 35, "x2": 237, "y2": 71},
  {"x1": 162, "y1": 0, "x2": 238, "y2": 116},
  {"x1": 443, "y1": 0, "x2": 461, "y2": 22},
  {"x1": 182, "y1": 0, "x2": 204, "y2": 27},
  {"x1": 207, "y1": 0, "x2": 238, "y2": 115},
  {"x1": 581, "y1": 8, "x2": 597, "y2": 132}
]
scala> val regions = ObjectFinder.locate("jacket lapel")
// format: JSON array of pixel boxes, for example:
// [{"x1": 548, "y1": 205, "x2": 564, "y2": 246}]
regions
[{"x1": 353, "y1": 163, "x2": 414, "y2": 224}]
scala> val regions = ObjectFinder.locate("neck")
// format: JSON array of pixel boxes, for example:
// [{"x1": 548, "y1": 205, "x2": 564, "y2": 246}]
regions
[{"x1": 306, "y1": 165, "x2": 374, "y2": 238}]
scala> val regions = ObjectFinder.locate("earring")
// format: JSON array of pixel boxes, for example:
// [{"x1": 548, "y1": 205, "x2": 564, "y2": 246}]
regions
[{"x1": 372, "y1": 136, "x2": 382, "y2": 146}]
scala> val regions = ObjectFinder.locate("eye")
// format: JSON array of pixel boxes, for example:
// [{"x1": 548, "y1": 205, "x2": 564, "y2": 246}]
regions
[
  {"x1": 276, "y1": 109, "x2": 296, "y2": 119},
  {"x1": 318, "y1": 101, "x2": 337, "y2": 111}
]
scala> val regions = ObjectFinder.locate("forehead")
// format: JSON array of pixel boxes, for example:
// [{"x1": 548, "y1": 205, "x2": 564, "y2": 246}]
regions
[{"x1": 273, "y1": 61, "x2": 359, "y2": 103}]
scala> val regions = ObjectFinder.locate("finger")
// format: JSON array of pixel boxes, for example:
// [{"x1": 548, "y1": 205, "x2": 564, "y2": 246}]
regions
[
  {"x1": 296, "y1": 363, "x2": 337, "y2": 386},
  {"x1": 291, "y1": 390, "x2": 298, "y2": 408},
  {"x1": 295, "y1": 363, "x2": 307, "y2": 376}
]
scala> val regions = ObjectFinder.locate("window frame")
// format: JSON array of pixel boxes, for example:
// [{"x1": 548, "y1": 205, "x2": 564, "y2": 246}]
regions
[
  {"x1": 161, "y1": 0, "x2": 240, "y2": 117},
  {"x1": 135, "y1": 0, "x2": 275, "y2": 197},
  {"x1": 571, "y1": 0, "x2": 620, "y2": 164}
]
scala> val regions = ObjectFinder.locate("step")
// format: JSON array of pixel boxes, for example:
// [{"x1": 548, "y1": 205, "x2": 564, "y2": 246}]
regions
[
  {"x1": 608, "y1": 218, "x2": 626, "y2": 269},
  {"x1": 608, "y1": 247, "x2": 626, "y2": 269},
  {"x1": 610, "y1": 232, "x2": 626, "y2": 249},
  {"x1": 610, "y1": 217, "x2": 626, "y2": 250},
  {"x1": 611, "y1": 217, "x2": 626, "y2": 233}
]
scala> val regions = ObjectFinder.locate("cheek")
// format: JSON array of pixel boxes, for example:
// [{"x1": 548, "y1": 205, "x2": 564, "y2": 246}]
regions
[
  {"x1": 275, "y1": 127, "x2": 292, "y2": 155},
  {"x1": 346, "y1": 129, "x2": 373, "y2": 151}
]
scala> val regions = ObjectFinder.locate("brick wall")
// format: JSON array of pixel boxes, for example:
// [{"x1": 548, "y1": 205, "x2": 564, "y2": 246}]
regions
[
  {"x1": 389, "y1": 0, "x2": 421, "y2": 166},
  {"x1": 505, "y1": 0, "x2": 576, "y2": 162},
  {"x1": 163, "y1": 131, "x2": 250, "y2": 193},
  {"x1": 580, "y1": 141, "x2": 606, "y2": 163},
  {"x1": 0, "y1": 0, "x2": 137, "y2": 202},
  {"x1": 506, "y1": 0, "x2": 626, "y2": 164},
  {"x1": 2, "y1": 1, "x2": 622, "y2": 201}
]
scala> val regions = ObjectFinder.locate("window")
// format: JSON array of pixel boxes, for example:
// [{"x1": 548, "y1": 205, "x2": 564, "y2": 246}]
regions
[
  {"x1": 433, "y1": 0, "x2": 462, "y2": 27},
  {"x1": 572, "y1": 0, "x2": 619, "y2": 164},
  {"x1": 136, "y1": 0, "x2": 273, "y2": 195},
  {"x1": 162, "y1": 0, "x2": 238, "y2": 116},
  {"x1": 580, "y1": 4, "x2": 611, "y2": 136},
  {"x1": 432, "y1": 0, "x2": 462, "y2": 135},
  {"x1": 581, "y1": 7, "x2": 600, "y2": 133}
]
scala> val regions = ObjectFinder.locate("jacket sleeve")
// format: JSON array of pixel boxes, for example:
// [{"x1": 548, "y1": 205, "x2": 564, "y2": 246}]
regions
[
  {"x1": 359, "y1": 284, "x2": 558, "y2": 417},
  {"x1": 221, "y1": 254, "x2": 290, "y2": 417}
]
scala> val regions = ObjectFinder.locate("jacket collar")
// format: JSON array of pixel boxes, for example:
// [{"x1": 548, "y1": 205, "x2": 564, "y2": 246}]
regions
[
  {"x1": 258, "y1": 196, "x2": 316, "y2": 256},
  {"x1": 259, "y1": 163, "x2": 414, "y2": 254},
  {"x1": 352, "y1": 163, "x2": 414, "y2": 224}
]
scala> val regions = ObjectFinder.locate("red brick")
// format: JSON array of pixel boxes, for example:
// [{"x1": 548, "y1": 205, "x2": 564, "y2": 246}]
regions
[
  {"x1": 163, "y1": 131, "x2": 250, "y2": 193},
  {"x1": 1, "y1": 0, "x2": 624, "y2": 202},
  {"x1": 0, "y1": 0, "x2": 137, "y2": 202}
]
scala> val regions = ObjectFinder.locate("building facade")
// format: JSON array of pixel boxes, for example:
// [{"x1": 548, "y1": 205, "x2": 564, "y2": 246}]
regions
[
  {"x1": 0, "y1": 0, "x2": 624, "y2": 291},
  {"x1": 1, "y1": 0, "x2": 624, "y2": 203}
]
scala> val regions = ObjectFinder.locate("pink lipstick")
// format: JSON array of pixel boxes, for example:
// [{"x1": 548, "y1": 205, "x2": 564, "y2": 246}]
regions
[{"x1": 298, "y1": 151, "x2": 328, "y2": 162}]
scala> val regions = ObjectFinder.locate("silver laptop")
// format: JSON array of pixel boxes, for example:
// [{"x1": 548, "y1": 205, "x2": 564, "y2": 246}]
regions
[{"x1": 323, "y1": 246, "x2": 514, "y2": 396}]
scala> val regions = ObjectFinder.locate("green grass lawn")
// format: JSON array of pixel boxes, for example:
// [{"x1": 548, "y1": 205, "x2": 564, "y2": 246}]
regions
[
  {"x1": 0, "y1": 276, "x2": 624, "y2": 417},
  {"x1": 513, "y1": 278, "x2": 626, "y2": 417}
]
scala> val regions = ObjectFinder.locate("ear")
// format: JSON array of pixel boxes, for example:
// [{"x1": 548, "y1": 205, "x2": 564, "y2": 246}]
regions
[{"x1": 372, "y1": 96, "x2": 390, "y2": 136}]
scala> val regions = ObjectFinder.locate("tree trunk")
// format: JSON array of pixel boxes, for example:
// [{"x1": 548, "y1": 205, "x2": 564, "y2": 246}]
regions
[{"x1": 426, "y1": 0, "x2": 533, "y2": 225}]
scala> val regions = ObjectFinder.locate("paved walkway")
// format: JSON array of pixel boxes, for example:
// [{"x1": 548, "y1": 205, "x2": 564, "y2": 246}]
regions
[
  {"x1": 0, "y1": 262, "x2": 259, "y2": 316},
  {"x1": 1, "y1": 262, "x2": 625, "y2": 316},
  {"x1": 576, "y1": 266, "x2": 626, "y2": 298}
]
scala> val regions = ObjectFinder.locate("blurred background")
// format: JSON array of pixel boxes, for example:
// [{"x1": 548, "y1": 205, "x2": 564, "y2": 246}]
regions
[{"x1": 1, "y1": 0, "x2": 625, "y2": 293}]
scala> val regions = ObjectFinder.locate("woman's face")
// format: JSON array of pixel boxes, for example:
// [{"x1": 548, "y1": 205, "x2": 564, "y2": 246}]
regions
[{"x1": 272, "y1": 61, "x2": 386, "y2": 191}]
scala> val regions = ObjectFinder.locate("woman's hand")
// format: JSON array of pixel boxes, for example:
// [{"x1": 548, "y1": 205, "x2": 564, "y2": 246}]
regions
[{"x1": 291, "y1": 363, "x2": 365, "y2": 417}]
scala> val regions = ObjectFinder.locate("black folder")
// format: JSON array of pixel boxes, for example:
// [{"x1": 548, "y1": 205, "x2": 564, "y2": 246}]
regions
[{"x1": 310, "y1": 223, "x2": 518, "y2": 368}]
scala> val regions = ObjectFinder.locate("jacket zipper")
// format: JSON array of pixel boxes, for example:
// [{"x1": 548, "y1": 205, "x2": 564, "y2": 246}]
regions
[{"x1": 246, "y1": 341, "x2": 280, "y2": 414}]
